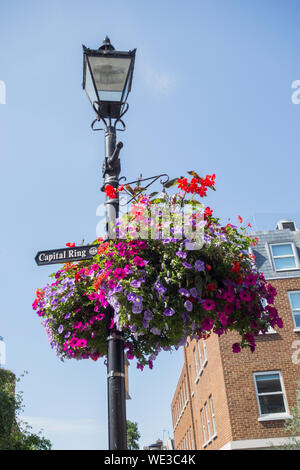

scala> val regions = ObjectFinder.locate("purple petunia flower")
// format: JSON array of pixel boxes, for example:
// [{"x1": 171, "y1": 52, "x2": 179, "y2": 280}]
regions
[
  {"x1": 150, "y1": 327, "x2": 161, "y2": 336},
  {"x1": 144, "y1": 310, "x2": 153, "y2": 321},
  {"x1": 132, "y1": 303, "x2": 143, "y2": 314},
  {"x1": 182, "y1": 311, "x2": 188, "y2": 323},
  {"x1": 163, "y1": 307, "x2": 175, "y2": 317},
  {"x1": 127, "y1": 292, "x2": 136, "y2": 302},
  {"x1": 154, "y1": 281, "x2": 167, "y2": 295},
  {"x1": 183, "y1": 261, "x2": 193, "y2": 269},
  {"x1": 184, "y1": 300, "x2": 193, "y2": 312},
  {"x1": 178, "y1": 288, "x2": 190, "y2": 297},
  {"x1": 130, "y1": 278, "x2": 144, "y2": 288},
  {"x1": 58, "y1": 324, "x2": 64, "y2": 334},
  {"x1": 195, "y1": 260, "x2": 205, "y2": 272},
  {"x1": 190, "y1": 287, "x2": 199, "y2": 298},
  {"x1": 176, "y1": 250, "x2": 187, "y2": 259}
]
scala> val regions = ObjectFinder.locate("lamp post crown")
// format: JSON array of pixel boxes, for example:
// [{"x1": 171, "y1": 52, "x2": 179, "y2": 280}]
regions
[{"x1": 99, "y1": 36, "x2": 115, "y2": 51}]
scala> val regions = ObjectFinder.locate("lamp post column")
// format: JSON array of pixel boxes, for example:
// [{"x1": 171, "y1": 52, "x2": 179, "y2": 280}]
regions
[{"x1": 103, "y1": 125, "x2": 127, "y2": 450}]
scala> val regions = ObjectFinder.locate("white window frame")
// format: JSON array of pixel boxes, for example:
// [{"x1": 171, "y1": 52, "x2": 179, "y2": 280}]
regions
[
  {"x1": 288, "y1": 291, "x2": 300, "y2": 332},
  {"x1": 253, "y1": 371, "x2": 291, "y2": 421},
  {"x1": 202, "y1": 339, "x2": 208, "y2": 364},
  {"x1": 197, "y1": 340, "x2": 203, "y2": 367},
  {"x1": 205, "y1": 402, "x2": 212, "y2": 440},
  {"x1": 195, "y1": 339, "x2": 208, "y2": 381},
  {"x1": 200, "y1": 408, "x2": 207, "y2": 445},
  {"x1": 269, "y1": 242, "x2": 299, "y2": 272},
  {"x1": 209, "y1": 395, "x2": 217, "y2": 438},
  {"x1": 193, "y1": 346, "x2": 200, "y2": 381}
]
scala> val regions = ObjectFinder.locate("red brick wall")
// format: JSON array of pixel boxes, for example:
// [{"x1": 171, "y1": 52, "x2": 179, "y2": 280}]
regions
[
  {"x1": 172, "y1": 333, "x2": 232, "y2": 450},
  {"x1": 171, "y1": 277, "x2": 300, "y2": 449},
  {"x1": 219, "y1": 277, "x2": 300, "y2": 442},
  {"x1": 171, "y1": 361, "x2": 195, "y2": 450}
]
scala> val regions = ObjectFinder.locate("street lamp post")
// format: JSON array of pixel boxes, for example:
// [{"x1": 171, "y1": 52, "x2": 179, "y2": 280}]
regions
[{"x1": 82, "y1": 36, "x2": 136, "y2": 450}]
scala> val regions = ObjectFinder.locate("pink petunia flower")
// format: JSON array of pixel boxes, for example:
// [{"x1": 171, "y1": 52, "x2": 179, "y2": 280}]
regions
[{"x1": 202, "y1": 299, "x2": 215, "y2": 311}]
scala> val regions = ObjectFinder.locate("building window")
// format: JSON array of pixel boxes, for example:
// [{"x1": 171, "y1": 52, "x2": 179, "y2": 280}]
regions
[
  {"x1": 209, "y1": 395, "x2": 217, "y2": 437},
  {"x1": 195, "y1": 339, "x2": 208, "y2": 379},
  {"x1": 202, "y1": 339, "x2": 208, "y2": 363},
  {"x1": 288, "y1": 291, "x2": 300, "y2": 330},
  {"x1": 270, "y1": 242, "x2": 298, "y2": 271},
  {"x1": 204, "y1": 402, "x2": 212, "y2": 440},
  {"x1": 200, "y1": 409, "x2": 207, "y2": 444},
  {"x1": 184, "y1": 375, "x2": 188, "y2": 402},
  {"x1": 193, "y1": 347, "x2": 200, "y2": 377},
  {"x1": 253, "y1": 371, "x2": 289, "y2": 419},
  {"x1": 197, "y1": 340, "x2": 203, "y2": 367}
]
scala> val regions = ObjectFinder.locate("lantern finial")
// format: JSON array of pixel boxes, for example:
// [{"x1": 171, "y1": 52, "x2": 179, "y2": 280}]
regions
[{"x1": 99, "y1": 36, "x2": 115, "y2": 51}]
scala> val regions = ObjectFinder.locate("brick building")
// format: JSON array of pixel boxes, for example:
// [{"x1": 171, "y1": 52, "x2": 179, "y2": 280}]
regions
[{"x1": 171, "y1": 220, "x2": 300, "y2": 450}]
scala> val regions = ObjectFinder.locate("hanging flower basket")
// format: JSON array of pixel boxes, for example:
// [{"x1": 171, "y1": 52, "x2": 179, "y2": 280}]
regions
[{"x1": 33, "y1": 172, "x2": 283, "y2": 370}]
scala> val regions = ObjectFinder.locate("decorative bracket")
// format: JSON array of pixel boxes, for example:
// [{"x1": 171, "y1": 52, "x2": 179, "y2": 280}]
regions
[
  {"x1": 91, "y1": 102, "x2": 129, "y2": 133},
  {"x1": 119, "y1": 173, "x2": 170, "y2": 205}
]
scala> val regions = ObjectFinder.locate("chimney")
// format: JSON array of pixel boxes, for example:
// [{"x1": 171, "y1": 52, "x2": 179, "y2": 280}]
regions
[{"x1": 276, "y1": 220, "x2": 296, "y2": 231}]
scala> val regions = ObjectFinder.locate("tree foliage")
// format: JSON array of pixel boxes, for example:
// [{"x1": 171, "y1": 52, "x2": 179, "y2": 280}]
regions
[
  {"x1": 126, "y1": 420, "x2": 140, "y2": 450},
  {"x1": 281, "y1": 381, "x2": 300, "y2": 449},
  {"x1": 0, "y1": 370, "x2": 52, "y2": 450}
]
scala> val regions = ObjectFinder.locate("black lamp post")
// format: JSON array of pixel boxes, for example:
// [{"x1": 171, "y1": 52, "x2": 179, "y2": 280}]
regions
[{"x1": 82, "y1": 36, "x2": 136, "y2": 450}]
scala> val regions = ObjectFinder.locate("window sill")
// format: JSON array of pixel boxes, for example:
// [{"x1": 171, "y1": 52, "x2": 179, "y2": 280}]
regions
[
  {"x1": 202, "y1": 433, "x2": 218, "y2": 448},
  {"x1": 173, "y1": 400, "x2": 189, "y2": 431},
  {"x1": 294, "y1": 328, "x2": 300, "y2": 333},
  {"x1": 274, "y1": 267, "x2": 299, "y2": 272},
  {"x1": 195, "y1": 360, "x2": 208, "y2": 383},
  {"x1": 258, "y1": 414, "x2": 293, "y2": 422}
]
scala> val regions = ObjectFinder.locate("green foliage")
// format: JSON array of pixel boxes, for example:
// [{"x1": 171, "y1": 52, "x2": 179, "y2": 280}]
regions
[
  {"x1": 281, "y1": 381, "x2": 300, "y2": 449},
  {"x1": 0, "y1": 372, "x2": 52, "y2": 450},
  {"x1": 126, "y1": 420, "x2": 140, "y2": 450},
  {"x1": 270, "y1": 381, "x2": 300, "y2": 450}
]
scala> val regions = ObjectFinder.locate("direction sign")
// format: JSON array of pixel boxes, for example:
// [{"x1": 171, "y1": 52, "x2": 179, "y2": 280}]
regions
[{"x1": 35, "y1": 244, "x2": 100, "y2": 266}]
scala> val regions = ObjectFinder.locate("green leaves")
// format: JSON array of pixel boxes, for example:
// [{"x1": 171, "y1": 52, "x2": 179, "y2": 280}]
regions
[
  {"x1": 195, "y1": 274, "x2": 203, "y2": 297},
  {"x1": 164, "y1": 177, "x2": 179, "y2": 189},
  {"x1": 188, "y1": 170, "x2": 202, "y2": 180}
]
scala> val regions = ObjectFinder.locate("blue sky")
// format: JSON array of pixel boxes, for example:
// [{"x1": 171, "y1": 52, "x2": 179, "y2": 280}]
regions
[{"x1": 1, "y1": 0, "x2": 300, "y2": 450}]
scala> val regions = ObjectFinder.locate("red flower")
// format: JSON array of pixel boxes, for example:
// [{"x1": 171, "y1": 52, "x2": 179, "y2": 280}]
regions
[
  {"x1": 204, "y1": 206, "x2": 213, "y2": 217},
  {"x1": 91, "y1": 353, "x2": 101, "y2": 362},
  {"x1": 66, "y1": 242, "x2": 75, "y2": 247},
  {"x1": 237, "y1": 215, "x2": 243, "y2": 223},
  {"x1": 201, "y1": 174, "x2": 216, "y2": 188},
  {"x1": 105, "y1": 185, "x2": 117, "y2": 199},
  {"x1": 230, "y1": 261, "x2": 240, "y2": 273},
  {"x1": 206, "y1": 264, "x2": 212, "y2": 271},
  {"x1": 206, "y1": 283, "x2": 216, "y2": 292}
]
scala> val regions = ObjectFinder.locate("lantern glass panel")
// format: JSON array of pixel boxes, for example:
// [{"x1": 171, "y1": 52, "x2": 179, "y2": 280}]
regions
[
  {"x1": 88, "y1": 56, "x2": 131, "y2": 102},
  {"x1": 84, "y1": 58, "x2": 99, "y2": 104}
]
